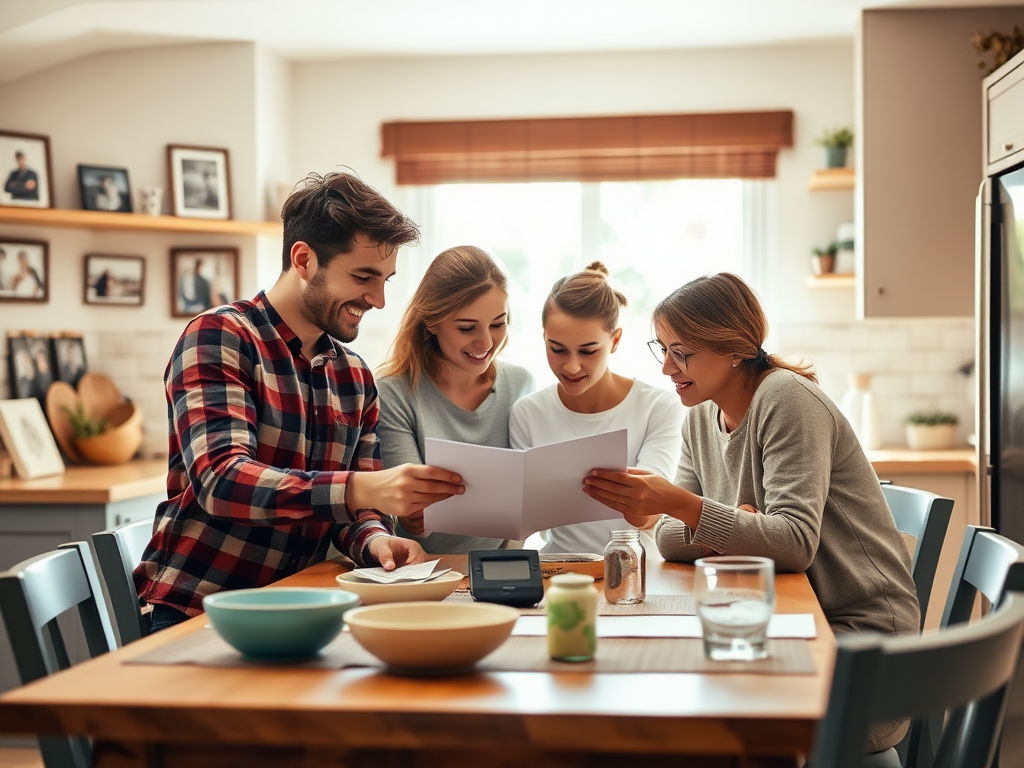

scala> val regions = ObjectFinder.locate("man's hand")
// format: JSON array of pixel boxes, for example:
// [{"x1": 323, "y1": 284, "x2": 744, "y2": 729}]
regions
[
  {"x1": 347, "y1": 464, "x2": 464, "y2": 518},
  {"x1": 367, "y1": 535, "x2": 427, "y2": 571}
]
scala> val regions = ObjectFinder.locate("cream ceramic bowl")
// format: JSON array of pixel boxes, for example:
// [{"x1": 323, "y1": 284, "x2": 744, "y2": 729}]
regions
[
  {"x1": 344, "y1": 601, "x2": 519, "y2": 672},
  {"x1": 335, "y1": 570, "x2": 463, "y2": 605}
]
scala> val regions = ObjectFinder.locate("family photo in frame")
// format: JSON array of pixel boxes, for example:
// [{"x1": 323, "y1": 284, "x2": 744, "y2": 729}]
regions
[
  {"x1": 0, "y1": 238, "x2": 48, "y2": 302},
  {"x1": 6, "y1": 333, "x2": 55, "y2": 403},
  {"x1": 78, "y1": 164, "x2": 132, "y2": 212},
  {"x1": 167, "y1": 144, "x2": 231, "y2": 219},
  {"x1": 0, "y1": 129, "x2": 53, "y2": 208},
  {"x1": 52, "y1": 334, "x2": 88, "y2": 388},
  {"x1": 84, "y1": 253, "x2": 145, "y2": 306},
  {"x1": 171, "y1": 247, "x2": 238, "y2": 317}
]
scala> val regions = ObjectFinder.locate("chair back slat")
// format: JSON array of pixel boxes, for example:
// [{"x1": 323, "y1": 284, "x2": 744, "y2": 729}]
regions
[
  {"x1": 882, "y1": 484, "x2": 954, "y2": 628},
  {"x1": 92, "y1": 518, "x2": 154, "y2": 645},
  {"x1": 941, "y1": 527, "x2": 1024, "y2": 628}
]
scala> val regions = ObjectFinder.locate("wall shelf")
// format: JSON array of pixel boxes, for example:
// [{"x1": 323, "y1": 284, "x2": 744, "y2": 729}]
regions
[
  {"x1": 0, "y1": 207, "x2": 281, "y2": 237},
  {"x1": 807, "y1": 273, "x2": 855, "y2": 288},
  {"x1": 808, "y1": 167, "x2": 855, "y2": 191}
]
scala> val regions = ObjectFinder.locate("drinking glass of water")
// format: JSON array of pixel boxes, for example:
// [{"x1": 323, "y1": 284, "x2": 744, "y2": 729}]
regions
[{"x1": 693, "y1": 556, "x2": 775, "y2": 661}]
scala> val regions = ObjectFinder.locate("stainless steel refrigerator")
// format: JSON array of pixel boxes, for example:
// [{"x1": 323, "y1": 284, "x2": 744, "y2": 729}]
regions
[{"x1": 977, "y1": 166, "x2": 1024, "y2": 542}]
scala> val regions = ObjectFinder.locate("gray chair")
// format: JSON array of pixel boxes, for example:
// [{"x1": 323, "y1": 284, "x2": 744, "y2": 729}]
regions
[
  {"x1": 0, "y1": 546, "x2": 114, "y2": 768},
  {"x1": 92, "y1": 518, "x2": 153, "y2": 645},
  {"x1": 810, "y1": 590, "x2": 1024, "y2": 768},
  {"x1": 881, "y1": 484, "x2": 954, "y2": 630},
  {"x1": 900, "y1": 526, "x2": 1024, "y2": 768}
]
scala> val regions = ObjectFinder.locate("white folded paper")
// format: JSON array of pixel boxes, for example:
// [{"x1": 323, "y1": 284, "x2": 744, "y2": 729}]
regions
[
  {"x1": 347, "y1": 559, "x2": 450, "y2": 584},
  {"x1": 510, "y1": 613, "x2": 818, "y2": 639},
  {"x1": 424, "y1": 429, "x2": 628, "y2": 540}
]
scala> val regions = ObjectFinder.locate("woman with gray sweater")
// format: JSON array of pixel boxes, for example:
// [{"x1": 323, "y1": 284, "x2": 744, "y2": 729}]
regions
[
  {"x1": 376, "y1": 246, "x2": 533, "y2": 553},
  {"x1": 582, "y1": 273, "x2": 918, "y2": 753}
]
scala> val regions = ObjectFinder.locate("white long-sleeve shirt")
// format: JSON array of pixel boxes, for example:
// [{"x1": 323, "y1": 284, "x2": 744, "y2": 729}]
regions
[{"x1": 509, "y1": 379, "x2": 684, "y2": 554}]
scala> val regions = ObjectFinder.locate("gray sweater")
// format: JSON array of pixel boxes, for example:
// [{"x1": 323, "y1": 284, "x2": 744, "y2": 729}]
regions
[
  {"x1": 656, "y1": 370, "x2": 920, "y2": 637},
  {"x1": 376, "y1": 361, "x2": 534, "y2": 553}
]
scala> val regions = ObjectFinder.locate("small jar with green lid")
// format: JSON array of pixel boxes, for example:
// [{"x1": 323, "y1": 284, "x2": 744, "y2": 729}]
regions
[{"x1": 545, "y1": 573, "x2": 598, "y2": 661}]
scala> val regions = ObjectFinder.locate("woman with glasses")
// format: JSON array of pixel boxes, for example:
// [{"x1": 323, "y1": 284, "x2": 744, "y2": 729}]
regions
[
  {"x1": 584, "y1": 273, "x2": 918, "y2": 752},
  {"x1": 376, "y1": 246, "x2": 534, "y2": 553},
  {"x1": 509, "y1": 262, "x2": 684, "y2": 554}
]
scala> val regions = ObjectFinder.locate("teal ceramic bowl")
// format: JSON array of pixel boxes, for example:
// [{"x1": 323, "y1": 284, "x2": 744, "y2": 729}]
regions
[{"x1": 202, "y1": 587, "x2": 360, "y2": 660}]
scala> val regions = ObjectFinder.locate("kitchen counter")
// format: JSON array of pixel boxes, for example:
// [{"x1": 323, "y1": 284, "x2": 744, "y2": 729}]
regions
[
  {"x1": 0, "y1": 458, "x2": 166, "y2": 505},
  {"x1": 866, "y1": 448, "x2": 976, "y2": 476}
]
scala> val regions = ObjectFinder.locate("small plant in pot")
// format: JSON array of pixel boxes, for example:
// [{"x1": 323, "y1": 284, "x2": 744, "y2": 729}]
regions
[
  {"x1": 815, "y1": 126, "x2": 854, "y2": 169},
  {"x1": 905, "y1": 411, "x2": 959, "y2": 451},
  {"x1": 812, "y1": 243, "x2": 837, "y2": 275}
]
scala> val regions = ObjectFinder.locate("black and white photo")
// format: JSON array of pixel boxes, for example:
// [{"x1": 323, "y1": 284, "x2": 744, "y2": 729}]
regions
[
  {"x1": 78, "y1": 164, "x2": 132, "y2": 212},
  {"x1": 6, "y1": 333, "x2": 55, "y2": 403},
  {"x1": 167, "y1": 144, "x2": 231, "y2": 219},
  {"x1": 0, "y1": 238, "x2": 48, "y2": 302},
  {"x1": 51, "y1": 335, "x2": 88, "y2": 389},
  {"x1": 0, "y1": 130, "x2": 53, "y2": 208},
  {"x1": 84, "y1": 253, "x2": 145, "y2": 306}
]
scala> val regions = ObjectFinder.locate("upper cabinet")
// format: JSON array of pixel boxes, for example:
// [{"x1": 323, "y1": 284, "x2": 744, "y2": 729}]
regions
[
  {"x1": 986, "y1": 55, "x2": 1024, "y2": 176},
  {"x1": 856, "y1": 8, "x2": 1024, "y2": 318}
]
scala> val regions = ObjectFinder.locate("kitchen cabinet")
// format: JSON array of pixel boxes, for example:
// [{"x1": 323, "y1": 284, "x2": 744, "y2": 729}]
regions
[{"x1": 986, "y1": 54, "x2": 1024, "y2": 175}]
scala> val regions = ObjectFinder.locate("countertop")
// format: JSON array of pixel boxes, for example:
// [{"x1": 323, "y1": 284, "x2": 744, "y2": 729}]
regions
[
  {"x1": 0, "y1": 458, "x2": 166, "y2": 505},
  {"x1": 866, "y1": 447, "x2": 976, "y2": 475},
  {"x1": 0, "y1": 450, "x2": 976, "y2": 506}
]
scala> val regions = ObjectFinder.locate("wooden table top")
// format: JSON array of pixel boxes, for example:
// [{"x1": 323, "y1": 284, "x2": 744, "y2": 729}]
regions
[
  {"x1": 0, "y1": 552, "x2": 835, "y2": 760},
  {"x1": 0, "y1": 458, "x2": 166, "y2": 504}
]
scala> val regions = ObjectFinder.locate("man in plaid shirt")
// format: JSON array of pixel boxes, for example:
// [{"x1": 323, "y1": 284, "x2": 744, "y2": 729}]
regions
[{"x1": 135, "y1": 172, "x2": 465, "y2": 632}]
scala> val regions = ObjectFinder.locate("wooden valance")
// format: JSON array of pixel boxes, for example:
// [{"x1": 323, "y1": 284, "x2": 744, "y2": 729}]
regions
[{"x1": 381, "y1": 111, "x2": 793, "y2": 184}]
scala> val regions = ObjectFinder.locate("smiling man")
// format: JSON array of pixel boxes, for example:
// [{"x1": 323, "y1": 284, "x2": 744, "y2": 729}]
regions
[{"x1": 135, "y1": 172, "x2": 465, "y2": 632}]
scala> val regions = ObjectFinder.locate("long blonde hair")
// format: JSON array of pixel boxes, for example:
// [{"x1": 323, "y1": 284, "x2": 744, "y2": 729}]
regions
[
  {"x1": 653, "y1": 273, "x2": 816, "y2": 382},
  {"x1": 378, "y1": 246, "x2": 509, "y2": 387}
]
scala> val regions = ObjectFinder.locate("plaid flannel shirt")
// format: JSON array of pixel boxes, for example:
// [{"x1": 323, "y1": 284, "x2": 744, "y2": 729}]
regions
[{"x1": 134, "y1": 292, "x2": 392, "y2": 616}]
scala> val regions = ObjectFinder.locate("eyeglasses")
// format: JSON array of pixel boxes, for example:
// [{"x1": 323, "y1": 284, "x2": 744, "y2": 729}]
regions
[{"x1": 647, "y1": 340, "x2": 696, "y2": 370}]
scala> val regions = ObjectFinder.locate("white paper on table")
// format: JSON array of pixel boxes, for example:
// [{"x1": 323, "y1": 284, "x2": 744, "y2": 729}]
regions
[
  {"x1": 346, "y1": 559, "x2": 448, "y2": 584},
  {"x1": 423, "y1": 429, "x2": 627, "y2": 540},
  {"x1": 511, "y1": 613, "x2": 817, "y2": 639}
]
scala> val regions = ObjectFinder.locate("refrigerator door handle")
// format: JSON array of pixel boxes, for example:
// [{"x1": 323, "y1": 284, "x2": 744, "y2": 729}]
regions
[{"x1": 977, "y1": 177, "x2": 994, "y2": 527}]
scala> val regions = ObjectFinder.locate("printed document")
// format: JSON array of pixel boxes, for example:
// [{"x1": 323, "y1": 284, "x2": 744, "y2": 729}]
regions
[{"x1": 423, "y1": 429, "x2": 627, "y2": 540}]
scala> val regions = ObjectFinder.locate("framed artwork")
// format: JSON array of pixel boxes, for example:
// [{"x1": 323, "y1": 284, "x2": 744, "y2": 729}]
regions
[
  {"x1": 0, "y1": 238, "x2": 48, "y2": 302},
  {"x1": 0, "y1": 398, "x2": 65, "y2": 479},
  {"x1": 7, "y1": 333, "x2": 55, "y2": 402},
  {"x1": 0, "y1": 129, "x2": 53, "y2": 208},
  {"x1": 51, "y1": 334, "x2": 88, "y2": 389},
  {"x1": 84, "y1": 254, "x2": 145, "y2": 306},
  {"x1": 167, "y1": 144, "x2": 231, "y2": 220},
  {"x1": 170, "y1": 247, "x2": 239, "y2": 317},
  {"x1": 78, "y1": 164, "x2": 132, "y2": 213}
]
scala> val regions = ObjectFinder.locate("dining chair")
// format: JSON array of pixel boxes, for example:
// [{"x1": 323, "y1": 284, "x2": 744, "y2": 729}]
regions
[
  {"x1": 0, "y1": 546, "x2": 114, "y2": 768},
  {"x1": 91, "y1": 518, "x2": 153, "y2": 645},
  {"x1": 900, "y1": 526, "x2": 1024, "y2": 768},
  {"x1": 880, "y1": 484, "x2": 954, "y2": 630},
  {"x1": 809, "y1": 589, "x2": 1024, "y2": 768}
]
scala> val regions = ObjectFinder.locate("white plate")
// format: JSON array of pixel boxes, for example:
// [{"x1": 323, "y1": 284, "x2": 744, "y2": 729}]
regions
[{"x1": 335, "y1": 570, "x2": 464, "y2": 605}]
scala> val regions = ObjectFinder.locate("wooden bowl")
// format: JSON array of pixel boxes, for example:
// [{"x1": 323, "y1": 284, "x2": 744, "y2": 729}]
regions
[{"x1": 74, "y1": 401, "x2": 143, "y2": 465}]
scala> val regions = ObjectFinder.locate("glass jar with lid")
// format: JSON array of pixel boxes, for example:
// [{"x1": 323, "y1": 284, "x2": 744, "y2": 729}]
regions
[{"x1": 603, "y1": 529, "x2": 646, "y2": 605}]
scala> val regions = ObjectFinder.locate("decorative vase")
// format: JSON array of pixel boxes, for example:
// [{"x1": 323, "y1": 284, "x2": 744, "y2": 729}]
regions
[
  {"x1": 905, "y1": 424, "x2": 957, "y2": 451},
  {"x1": 839, "y1": 373, "x2": 881, "y2": 450},
  {"x1": 825, "y1": 146, "x2": 848, "y2": 168}
]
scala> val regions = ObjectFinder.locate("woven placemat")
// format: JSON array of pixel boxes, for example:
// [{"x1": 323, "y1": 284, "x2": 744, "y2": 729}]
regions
[
  {"x1": 127, "y1": 627, "x2": 813, "y2": 675},
  {"x1": 444, "y1": 591, "x2": 694, "y2": 616}
]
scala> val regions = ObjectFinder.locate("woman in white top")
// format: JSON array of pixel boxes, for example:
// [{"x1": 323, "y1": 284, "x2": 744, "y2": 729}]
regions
[
  {"x1": 509, "y1": 262, "x2": 684, "y2": 554},
  {"x1": 377, "y1": 246, "x2": 534, "y2": 553}
]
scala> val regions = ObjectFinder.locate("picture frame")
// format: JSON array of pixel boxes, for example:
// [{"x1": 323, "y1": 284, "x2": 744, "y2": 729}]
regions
[
  {"x1": 84, "y1": 254, "x2": 145, "y2": 306},
  {"x1": 7, "y1": 332, "x2": 55, "y2": 403},
  {"x1": 51, "y1": 334, "x2": 88, "y2": 389},
  {"x1": 0, "y1": 397, "x2": 65, "y2": 479},
  {"x1": 0, "y1": 129, "x2": 54, "y2": 209},
  {"x1": 77, "y1": 164, "x2": 132, "y2": 213},
  {"x1": 167, "y1": 144, "x2": 232, "y2": 220},
  {"x1": 170, "y1": 247, "x2": 239, "y2": 318},
  {"x1": 0, "y1": 238, "x2": 49, "y2": 302}
]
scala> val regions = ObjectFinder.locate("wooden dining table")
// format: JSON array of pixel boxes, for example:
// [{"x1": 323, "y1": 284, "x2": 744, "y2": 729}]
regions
[{"x1": 0, "y1": 552, "x2": 836, "y2": 768}]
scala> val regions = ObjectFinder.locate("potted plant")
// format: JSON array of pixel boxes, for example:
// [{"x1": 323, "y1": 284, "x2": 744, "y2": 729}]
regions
[
  {"x1": 815, "y1": 127, "x2": 854, "y2": 169},
  {"x1": 905, "y1": 411, "x2": 959, "y2": 450},
  {"x1": 812, "y1": 243, "x2": 837, "y2": 275}
]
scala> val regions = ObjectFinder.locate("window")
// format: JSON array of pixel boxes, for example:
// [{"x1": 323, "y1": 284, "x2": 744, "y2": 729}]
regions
[{"x1": 413, "y1": 178, "x2": 764, "y2": 388}]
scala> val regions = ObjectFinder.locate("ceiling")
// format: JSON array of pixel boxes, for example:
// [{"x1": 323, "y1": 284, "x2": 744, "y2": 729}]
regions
[{"x1": 0, "y1": 0, "x2": 1018, "y2": 86}]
